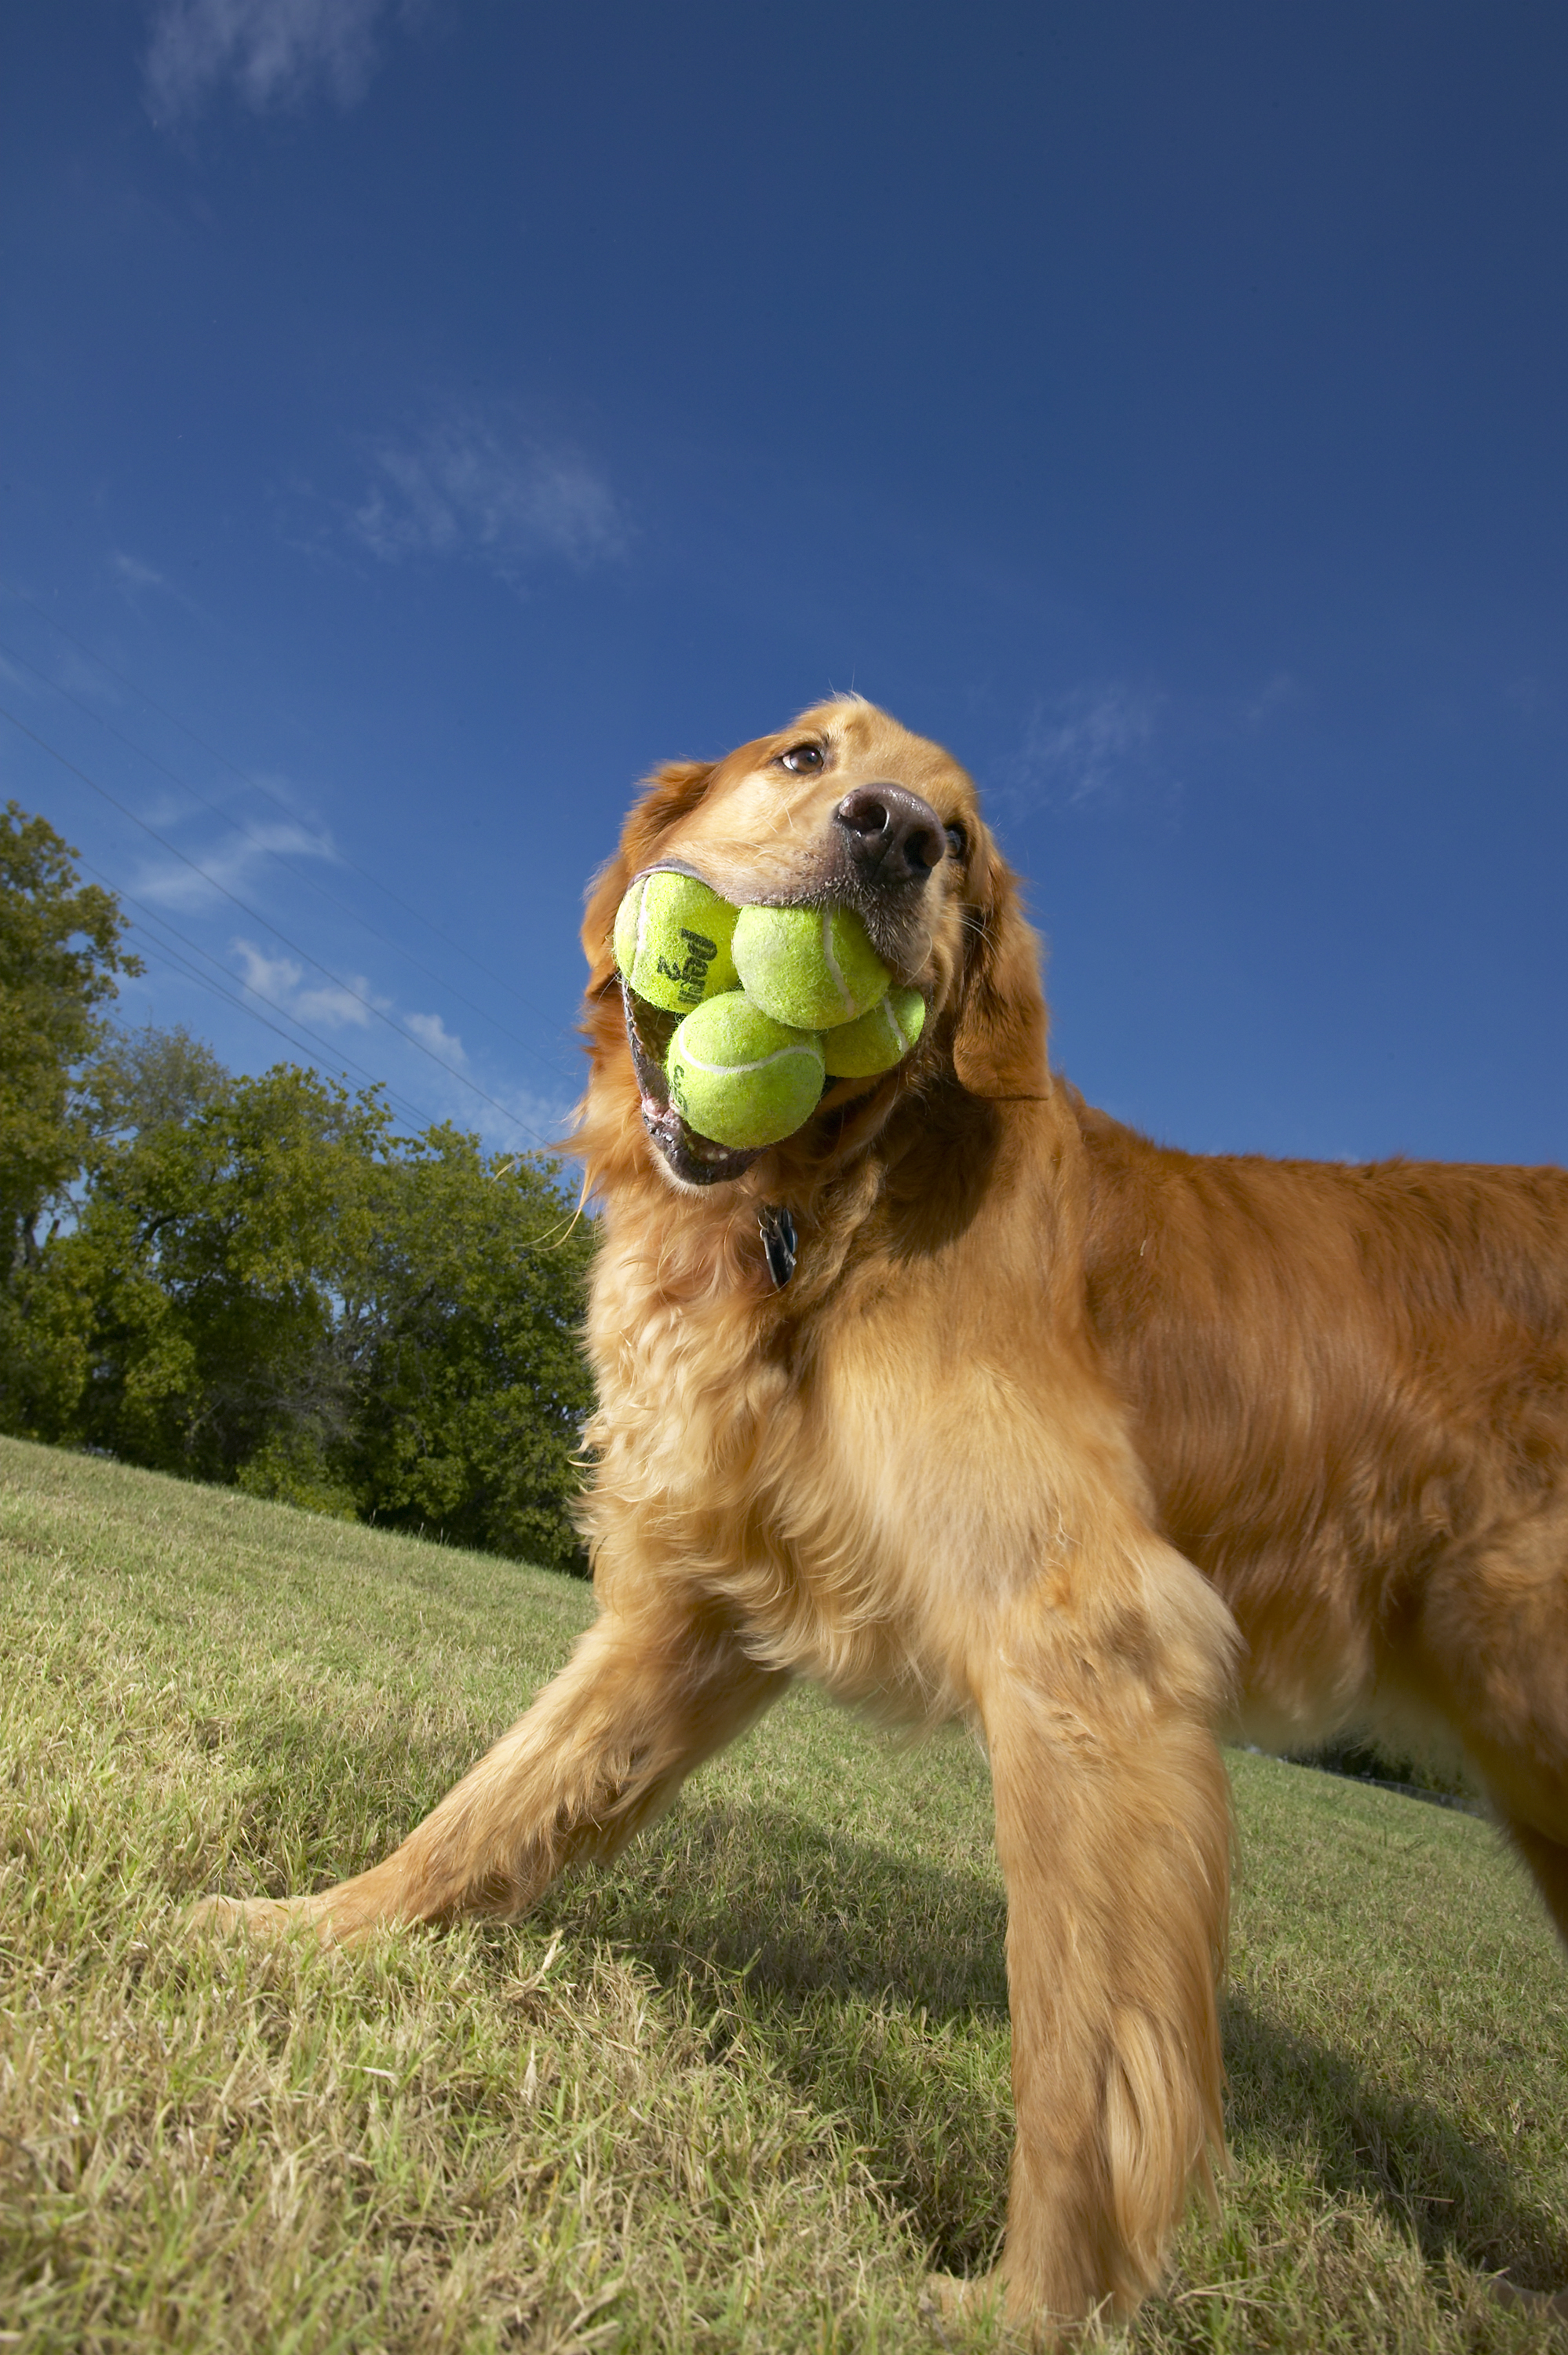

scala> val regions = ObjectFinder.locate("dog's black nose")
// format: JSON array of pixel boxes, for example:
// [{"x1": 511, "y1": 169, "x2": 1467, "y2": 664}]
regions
[{"x1": 834, "y1": 785, "x2": 944, "y2": 884}]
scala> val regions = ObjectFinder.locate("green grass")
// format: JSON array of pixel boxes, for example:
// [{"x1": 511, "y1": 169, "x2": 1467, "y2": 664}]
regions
[{"x1": 2, "y1": 1433, "x2": 1566, "y2": 2352}]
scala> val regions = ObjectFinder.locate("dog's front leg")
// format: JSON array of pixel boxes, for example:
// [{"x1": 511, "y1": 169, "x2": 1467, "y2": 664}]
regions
[
  {"x1": 196, "y1": 1596, "x2": 787, "y2": 1945},
  {"x1": 971, "y1": 1554, "x2": 1235, "y2": 2331}
]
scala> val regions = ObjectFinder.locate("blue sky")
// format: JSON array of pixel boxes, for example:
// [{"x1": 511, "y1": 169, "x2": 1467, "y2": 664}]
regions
[{"x1": 3, "y1": 1, "x2": 1566, "y2": 1164}]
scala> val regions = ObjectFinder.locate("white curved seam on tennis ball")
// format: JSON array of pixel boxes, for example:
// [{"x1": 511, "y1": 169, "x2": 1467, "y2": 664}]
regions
[
  {"x1": 633, "y1": 878, "x2": 652, "y2": 971},
  {"x1": 819, "y1": 907, "x2": 855, "y2": 1020},
  {"x1": 678, "y1": 1043, "x2": 820, "y2": 1079}
]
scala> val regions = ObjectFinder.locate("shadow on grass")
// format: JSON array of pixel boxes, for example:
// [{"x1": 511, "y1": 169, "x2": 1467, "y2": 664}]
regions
[
  {"x1": 534, "y1": 1802, "x2": 1014, "y2": 2273},
  {"x1": 545, "y1": 1801, "x2": 1568, "y2": 2293},
  {"x1": 1222, "y1": 1990, "x2": 1568, "y2": 2295},
  {"x1": 207, "y1": 1741, "x2": 1568, "y2": 2295},
  {"x1": 554, "y1": 1800, "x2": 1012, "y2": 2017},
  {"x1": 210, "y1": 1706, "x2": 492, "y2": 1893}
]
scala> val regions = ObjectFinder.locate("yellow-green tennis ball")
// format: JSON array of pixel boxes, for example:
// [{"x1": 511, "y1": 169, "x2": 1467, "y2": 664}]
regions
[
  {"x1": 613, "y1": 871, "x2": 740, "y2": 1013},
  {"x1": 822, "y1": 985, "x2": 926, "y2": 1077},
  {"x1": 731, "y1": 903, "x2": 891, "y2": 1031},
  {"x1": 665, "y1": 993, "x2": 826, "y2": 1150}
]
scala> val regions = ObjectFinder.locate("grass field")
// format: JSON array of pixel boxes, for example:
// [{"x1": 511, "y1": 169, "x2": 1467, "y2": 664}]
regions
[{"x1": 3, "y1": 1434, "x2": 1567, "y2": 2352}]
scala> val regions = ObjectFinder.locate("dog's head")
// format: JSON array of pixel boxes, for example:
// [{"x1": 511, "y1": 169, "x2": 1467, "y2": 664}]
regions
[{"x1": 581, "y1": 698, "x2": 1046, "y2": 1191}]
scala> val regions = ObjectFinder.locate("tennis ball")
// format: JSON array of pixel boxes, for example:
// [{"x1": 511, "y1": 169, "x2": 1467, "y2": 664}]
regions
[
  {"x1": 731, "y1": 903, "x2": 891, "y2": 1031},
  {"x1": 822, "y1": 984, "x2": 927, "y2": 1077},
  {"x1": 665, "y1": 992, "x2": 826, "y2": 1150},
  {"x1": 614, "y1": 870, "x2": 740, "y2": 1013}
]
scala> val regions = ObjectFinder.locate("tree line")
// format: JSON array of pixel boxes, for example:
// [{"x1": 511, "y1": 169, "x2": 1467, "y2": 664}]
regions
[{"x1": 0, "y1": 801, "x2": 595, "y2": 1572}]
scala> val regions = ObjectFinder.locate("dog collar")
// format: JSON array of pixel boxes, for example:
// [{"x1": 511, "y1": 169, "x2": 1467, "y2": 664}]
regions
[{"x1": 759, "y1": 1204, "x2": 797, "y2": 1288}]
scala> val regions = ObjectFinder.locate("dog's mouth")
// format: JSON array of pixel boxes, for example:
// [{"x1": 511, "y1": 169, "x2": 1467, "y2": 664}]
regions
[
  {"x1": 618, "y1": 850, "x2": 950, "y2": 1188},
  {"x1": 622, "y1": 981, "x2": 766, "y2": 1187}
]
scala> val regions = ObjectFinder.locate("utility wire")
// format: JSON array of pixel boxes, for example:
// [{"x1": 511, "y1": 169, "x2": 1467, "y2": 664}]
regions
[
  {"x1": 130, "y1": 926, "x2": 419, "y2": 1110},
  {"x1": 73, "y1": 844, "x2": 439, "y2": 1121},
  {"x1": 5, "y1": 584, "x2": 571, "y2": 1022},
  {"x1": 0, "y1": 629, "x2": 576, "y2": 1086},
  {"x1": 0, "y1": 701, "x2": 557, "y2": 1152},
  {"x1": 97, "y1": 874, "x2": 441, "y2": 1132}
]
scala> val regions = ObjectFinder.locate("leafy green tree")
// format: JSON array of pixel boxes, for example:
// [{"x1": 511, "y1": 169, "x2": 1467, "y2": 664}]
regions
[
  {"x1": 0, "y1": 805, "x2": 140, "y2": 1256},
  {"x1": 0, "y1": 805, "x2": 140, "y2": 1430},
  {"x1": 340, "y1": 1130, "x2": 595, "y2": 1572},
  {"x1": 60, "y1": 1064, "x2": 386, "y2": 1491},
  {"x1": 83, "y1": 1020, "x2": 231, "y2": 1141},
  {"x1": 28, "y1": 1044, "x2": 596, "y2": 1570}
]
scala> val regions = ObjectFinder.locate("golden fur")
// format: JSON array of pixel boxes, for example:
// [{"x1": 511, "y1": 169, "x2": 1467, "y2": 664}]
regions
[{"x1": 200, "y1": 700, "x2": 1568, "y2": 2332}]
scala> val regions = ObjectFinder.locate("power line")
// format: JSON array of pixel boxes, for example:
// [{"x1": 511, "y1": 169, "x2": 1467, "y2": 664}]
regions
[
  {"x1": 73, "y1": 846, "x2": 440, "y2": 1121},
  {"x1": 133, "y1": 928, "x2": 410, "y2": 1103},
  {"x1": 4, "y1": 583, "x2": 574, "y2": 1025},
  {"x1": 0, "y1": 700, "x2": 560, "y2": 1152},
  {"x1": 100, "y1": 879, "x2": 441, "y2": 1131},
  {"x1": 0, "y1": 628, "x2": 577, "y2": 1087}
]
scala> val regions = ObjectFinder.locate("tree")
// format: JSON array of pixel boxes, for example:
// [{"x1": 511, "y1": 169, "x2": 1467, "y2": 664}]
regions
[
  {"x1": 83, "y1": 1020, "x2": 230, "y2": 1141},
  {"x1": 0, "y1": 802, "x2": 140, "y2": 1274},
  {"x1": 58, "y1": 1064, "x2": 387, "y2": 1491},
  {"x1": 0, "y1": 805, "x2": 140, "y2": 1431},
  {"x1": 338, "y1": 1130, "x2": 595, "y2": 1572},
  {"x1": 25, "y1": 1049, "x2": 597, "y2": 1572}
]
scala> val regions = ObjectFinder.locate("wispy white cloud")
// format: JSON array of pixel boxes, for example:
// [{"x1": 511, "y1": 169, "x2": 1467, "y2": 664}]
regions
[
  {"x1": 1504, "y1": 673, "x2": 1559, "y2": 724},
  {"x1": 489, "y1": 1084, "x2": 579, "y2": 1157},
  {"x1": 144, "y1": 0, "x2": 405, "y2": 122},
  {"x1": 225, "y1": 940, "x2": 574, "y2": 1157},
  {"x1": 233, "y1": 938, "x2": 387, "y2": 1029},
  {"x1": 396, "y1": 1052, "x2": 578, "y2": 1155},
  {"x1": 53, "y1": 642, "x2": 122, "y2": 702},
  {"x1": 405, "y1": 1008, "x2": 465, "y2": 1064},
  {"x1": 132, "y1": 820, "x2": 337, "y2": 911},
  {"x1": 389, "y1": 1061, "x2": 577, "y2": 1157},
  {"x1": 1008, "y1": 683, "x2": 1161, "y2": 811},
  {"x1": 348, "y1": 413, "x2": 628, "y2": 580},
  {"x1": 1242, "y1": 672, "x2": 1300, "y2": 727},
  {"x1": 111, "y1": 550, "x2": 166, "y2": 594}
]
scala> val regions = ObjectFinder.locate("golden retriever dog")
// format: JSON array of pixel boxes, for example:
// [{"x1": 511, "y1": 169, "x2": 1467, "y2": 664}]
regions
[{"x1": 202, "y1": 699, "x2": 1568, "y2": 2332}]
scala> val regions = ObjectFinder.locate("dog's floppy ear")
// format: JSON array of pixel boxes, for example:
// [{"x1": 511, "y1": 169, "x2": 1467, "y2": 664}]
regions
[
  {"x1": 950, "y1": 846, "x2": 1051, "y2": 1098},
  {"x1": 582, "y1": 760, "x2": 717, "y2": 984}
]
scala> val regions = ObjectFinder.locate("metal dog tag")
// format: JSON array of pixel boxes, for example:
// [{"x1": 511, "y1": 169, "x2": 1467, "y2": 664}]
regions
[{"x1": 759, "y1": 1204, "x2": 797, "y2": 1289}]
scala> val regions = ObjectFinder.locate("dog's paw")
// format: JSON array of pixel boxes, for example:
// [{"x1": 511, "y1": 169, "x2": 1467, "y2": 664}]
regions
[
  {"x1": 921, "y1": 2270, "x2": 1114, "y2": 2349},
  {"x1": 188, "y1": 1892, "x2": 325, "y2": 1943},
  {"x1": 921, "y1": 2270, "x2": 1016, "y2": 2342},
  {"x1": 189, "y1": 1884, "x2": 402, "y2": 1948}
]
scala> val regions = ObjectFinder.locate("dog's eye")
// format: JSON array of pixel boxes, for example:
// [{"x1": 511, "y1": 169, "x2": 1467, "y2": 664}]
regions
[
  {"x1": 945, "y1": 823, "x2": 969, "y2": 861},
  {"x1": 778, "y1": 743, "x2": 824, "y2": 775}
]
